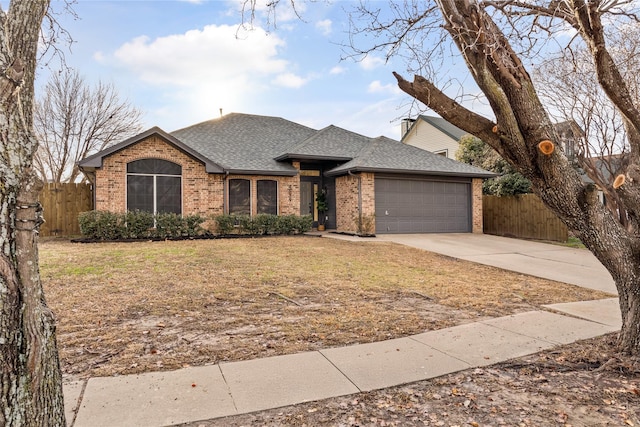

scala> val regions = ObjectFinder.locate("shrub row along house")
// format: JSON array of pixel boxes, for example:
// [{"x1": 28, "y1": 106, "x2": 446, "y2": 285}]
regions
[{"x1": 78, "y1": 113, "x2": 494, "y2": 234}]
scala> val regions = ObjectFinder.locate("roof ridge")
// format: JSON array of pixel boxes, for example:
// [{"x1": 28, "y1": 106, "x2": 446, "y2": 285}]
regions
[
  {"x1": 418, "y1": 115, "x2": 467, "y2": 141},
  {"x1": 351, "y1": 136, "x2": 382, "y2": 166}
]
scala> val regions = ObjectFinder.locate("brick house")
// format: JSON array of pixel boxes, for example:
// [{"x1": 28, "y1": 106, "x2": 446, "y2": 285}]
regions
[{"x1": 79, "y1": 113, "x2": 494, "y2": 234}]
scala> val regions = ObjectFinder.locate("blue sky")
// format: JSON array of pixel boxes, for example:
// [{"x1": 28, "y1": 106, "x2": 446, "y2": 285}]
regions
[{"x1": 36, "y1": 0, "x2": 421, "y2": 139}]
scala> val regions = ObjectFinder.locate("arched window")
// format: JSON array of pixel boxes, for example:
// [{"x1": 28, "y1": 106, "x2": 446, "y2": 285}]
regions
[{"x1": 127, "y1": 159, "x2": 182, "y2": 214}]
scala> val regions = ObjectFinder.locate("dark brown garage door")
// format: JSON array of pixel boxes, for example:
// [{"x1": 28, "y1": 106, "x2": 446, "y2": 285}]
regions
[{"x1": 375, "y1": 177, "x2": 471, "y2": 233}]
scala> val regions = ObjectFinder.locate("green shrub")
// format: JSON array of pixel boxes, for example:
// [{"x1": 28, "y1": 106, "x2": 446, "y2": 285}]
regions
[
  {"x1": 212, "y1": 213, "x2": 312, "y2": 236},
  {"x1": 80, "y1": 211, "x2": 314, "y2": 240},
  {"x1": 183, "y1": 214, "x2": 205, "y2": 236},
  {"x1": 274, "y1": 214, "x2": 296, "y2": 235},
  {"x1": 235, "y1": 215, "x2": 256, "y2": 235},
  {"x1": 274, "y1": 214, "x2": 312, "y2": 235},
  {"x1": 153, "y1": 212, "x2": 183, "y2": 238},
  {"x1": 124, "y1": 210, "x2": 154, "y2": 239},
  {"x1": 214, "y1": 214, "x2": 236, "y2": 235},
  {"x1": 295, "y1": 214, "x2": 313, "y2": 233},
  {"x1": 253, "y1": 214, "x2": 278, "y2": 235},
  {"x1": 79, "y1": 210, "x2": 206, "y2": 240},
  {"x1": 78, "y1": 210, "x2": 123, "y2": 240},
  {"x1": 78, "y1": 211, "x2": 99, "y2": 239}
]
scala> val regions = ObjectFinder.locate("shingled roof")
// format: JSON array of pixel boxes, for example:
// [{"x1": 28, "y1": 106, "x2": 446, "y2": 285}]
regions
[
  {"x1": 326, "y1": 136, "x2": 493, "y2": 177},
  {"x1": 172, "y1": 113, "x2": 317, "y2": 175},
  {"x1": 79, "y1": 112, "x2": 494, "y2": 178},
  {"x1": 275, "y1": 125, "x2": 369, "y2": 162},
  {"x1": 401, "y1": 115, "x2": 468, "y2": 143}
]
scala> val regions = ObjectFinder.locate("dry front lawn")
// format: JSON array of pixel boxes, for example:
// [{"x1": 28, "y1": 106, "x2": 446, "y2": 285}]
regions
[{"x1": 40, "y1": 236, "x2": 611, "y2": 380}]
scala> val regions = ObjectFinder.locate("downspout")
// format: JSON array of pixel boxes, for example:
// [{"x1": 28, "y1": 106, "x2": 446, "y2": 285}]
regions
[{"x1": 348, "y1": 170, "x2": 362, "y2": 234}]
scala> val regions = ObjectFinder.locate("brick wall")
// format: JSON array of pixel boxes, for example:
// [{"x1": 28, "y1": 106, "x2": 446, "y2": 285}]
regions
[
  {"x1": 335, "y1": 174, "x2": 358, "y2": 233},
  {"x1": 360, "y1": 173, "x2": 375, "y2": 218},
  {"x1": 335, "y1": 172, "x2": 375, "y2": 234},
  {"x1": 95, "y1": 136, "x2": 300, "y2": 217},
  {"x1": 280, "y1": 161, "x2": 301, "y2": 216},
  {"x1": 96, "y1": 136, "x2": 224, "y2": 215},
  {"x1": 472, "y1": 178, "x2": 483, "y2": 233}
]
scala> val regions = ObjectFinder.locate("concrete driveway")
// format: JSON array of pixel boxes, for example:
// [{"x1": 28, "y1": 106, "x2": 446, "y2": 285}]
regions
[{"x1": 376, "y1": 233, "x2": 617, "y2": 295}]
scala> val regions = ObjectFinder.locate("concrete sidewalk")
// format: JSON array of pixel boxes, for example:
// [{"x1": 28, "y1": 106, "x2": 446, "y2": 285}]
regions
[{"x1": 64, "y1": 298, "x2": 621, "y2": 427}]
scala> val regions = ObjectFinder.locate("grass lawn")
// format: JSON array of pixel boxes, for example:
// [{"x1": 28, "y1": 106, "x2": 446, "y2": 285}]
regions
[{"x1": 39, "y1": 236, "x2": 612, "y2": 380}]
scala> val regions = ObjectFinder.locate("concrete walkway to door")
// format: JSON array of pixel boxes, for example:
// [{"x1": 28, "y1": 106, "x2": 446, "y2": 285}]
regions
[{"x1": 374, "y1": 233, "x2": 617, "y2": 295}]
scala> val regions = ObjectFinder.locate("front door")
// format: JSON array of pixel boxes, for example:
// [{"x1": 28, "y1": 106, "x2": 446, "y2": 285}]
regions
[{"x1": 300, "y1": 178, "x2": 320, "y2": 225}]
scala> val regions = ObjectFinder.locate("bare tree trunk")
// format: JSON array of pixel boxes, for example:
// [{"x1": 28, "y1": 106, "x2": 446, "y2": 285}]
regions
[
  {"x1": 393, "y1": 0, "x2": 640, "y2": 355},
  {"x1": 0, "y1": 1, "x2": 66, "y2": 425}
]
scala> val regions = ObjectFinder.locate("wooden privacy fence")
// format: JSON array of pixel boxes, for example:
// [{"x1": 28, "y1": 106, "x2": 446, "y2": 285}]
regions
[
  {"x1": 483, "y1": 194, "x2": 568, "y2": 242},
  {"x1": 38, "y1": 183, "x2": 93, "y2": 237}
]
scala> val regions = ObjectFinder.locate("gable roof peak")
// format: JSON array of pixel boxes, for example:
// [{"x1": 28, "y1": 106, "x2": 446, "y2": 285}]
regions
[{"x1": 77, "y1": 126, "x2": 225, "y2": 173}]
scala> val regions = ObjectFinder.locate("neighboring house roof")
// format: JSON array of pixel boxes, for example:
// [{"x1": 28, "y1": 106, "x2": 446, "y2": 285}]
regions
[
  {"x1": 79, "y1": 112, "x2": 494, "y2": 178},
  {"x1": 402, "y1": 115, "x2": 468, "y2": 143}
]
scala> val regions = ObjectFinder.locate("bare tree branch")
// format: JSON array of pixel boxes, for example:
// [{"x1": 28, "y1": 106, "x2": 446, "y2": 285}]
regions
[
  {"x1": 33, "y1": 69, "x2": 143, "y2": 183},
  {"x1": 347, "y1": 0, "x2": 640, "y2": 354}
]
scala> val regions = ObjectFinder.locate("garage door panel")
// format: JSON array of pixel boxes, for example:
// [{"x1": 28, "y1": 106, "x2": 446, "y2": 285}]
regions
[{"x1": 375, "y1": 177, "x2": 471, "y2": 234}]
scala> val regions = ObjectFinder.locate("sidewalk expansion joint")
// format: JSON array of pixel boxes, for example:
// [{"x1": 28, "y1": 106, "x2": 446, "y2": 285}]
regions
[{"x1": 318, "y1": 350, "x2": 363, "y2": 393}]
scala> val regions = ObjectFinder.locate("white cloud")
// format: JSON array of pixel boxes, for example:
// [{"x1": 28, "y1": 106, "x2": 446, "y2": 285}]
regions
[
  {"x1": 103, "y1": 24, "x2": 293, "y2": 127},
  {"x1": 93, "y1": 51, "x2": 106, "y2": 62},
  {"x1": 368, "y1": 80, "x2": 401, "y2": 95},
  {"x1": 111, "y1": 25, "x2": 288, "y2": 85},
  {"x1": 315, "y1": 19, "x2": 332, "y2": 36},
  {"x1": 272, "y1": 72, "x2": 309, "y2": 88},
  {"x1": 359, "y1": 55, "x2": 386, "y2": 70},
  {"x1": 329, "y1": 65, "x2": 346, "y2": 75}
]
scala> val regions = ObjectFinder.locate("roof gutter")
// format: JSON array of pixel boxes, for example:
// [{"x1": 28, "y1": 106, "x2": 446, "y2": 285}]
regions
[
  {"x1": 225, "y1": 169, "x2": 298, "y2": 177},
  {"x1": 326, "y1": 166, "x2": 497, "y2": 178},
  {"x1": 274, "y1": 153, "x2": 353, "y2": 162}
]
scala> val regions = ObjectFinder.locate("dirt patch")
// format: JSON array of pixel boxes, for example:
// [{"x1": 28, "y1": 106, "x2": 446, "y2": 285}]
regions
[{"x1": 180, "y1": 333, "x2": 640, "y2": 427}]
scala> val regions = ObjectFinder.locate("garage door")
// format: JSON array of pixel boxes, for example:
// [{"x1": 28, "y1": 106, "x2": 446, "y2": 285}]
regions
[{"x1": 375, "y1": 177, "x2": 471, "y2": 233}]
